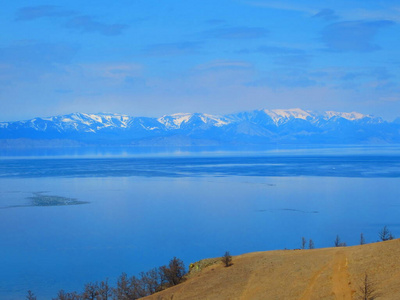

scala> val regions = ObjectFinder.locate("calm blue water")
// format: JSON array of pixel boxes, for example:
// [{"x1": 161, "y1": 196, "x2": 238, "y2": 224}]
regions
[{"x1": 0, "y1": 148, "x2": 400, "y2": 299}]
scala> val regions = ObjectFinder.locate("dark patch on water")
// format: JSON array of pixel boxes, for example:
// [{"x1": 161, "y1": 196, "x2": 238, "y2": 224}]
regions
[
  {"x1": 27, "y1": 192, "x2": 89, "y2": 206},
  {"x1": 2, "y1": 192, "x2": 88, "y2": 208}
]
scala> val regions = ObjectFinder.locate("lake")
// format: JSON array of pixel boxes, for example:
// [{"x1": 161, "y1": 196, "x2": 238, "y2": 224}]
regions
[{"x1": 0, "y1": 146, "x2": 399, "y2": 299}]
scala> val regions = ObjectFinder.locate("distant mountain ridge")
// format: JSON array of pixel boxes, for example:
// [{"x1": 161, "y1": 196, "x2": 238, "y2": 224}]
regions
[{"x1": 0, "y1": 109, "x2": 399, "y2": 146}]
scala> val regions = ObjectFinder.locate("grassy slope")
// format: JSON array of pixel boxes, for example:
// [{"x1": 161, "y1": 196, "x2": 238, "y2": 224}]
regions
[{"x1": 144, "y1": 239, "x2": 400, "y2": 299}]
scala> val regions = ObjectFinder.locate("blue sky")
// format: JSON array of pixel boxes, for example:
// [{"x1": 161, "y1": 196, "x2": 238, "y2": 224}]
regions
[{"x1": 1, "y1": 0, "x2": 400, "y2": 121}]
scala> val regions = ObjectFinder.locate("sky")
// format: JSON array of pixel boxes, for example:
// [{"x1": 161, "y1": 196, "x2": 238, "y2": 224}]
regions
[{"x1": 1, "y1": 0, "x2": 400, "y2": 122}]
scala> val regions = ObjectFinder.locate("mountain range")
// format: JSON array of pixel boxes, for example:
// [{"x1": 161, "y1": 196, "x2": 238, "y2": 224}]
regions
[{"x1": 1, "y1": 108, "x2": 399, "y2": 147}]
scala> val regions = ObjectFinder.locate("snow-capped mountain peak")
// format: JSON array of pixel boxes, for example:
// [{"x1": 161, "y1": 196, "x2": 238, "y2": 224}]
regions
[
  {"x1": 157, "y1": 113, "x2": 193, "y2": 129},
  {"x1": 200, "y1": 114, "x2": 230, "y2": 127},
  {"x1": 324, "y1": 111, "x2": 368, "y2": 121},
  {"x1": 157, "y1": 113, "x2": 231, "y2": 129}
]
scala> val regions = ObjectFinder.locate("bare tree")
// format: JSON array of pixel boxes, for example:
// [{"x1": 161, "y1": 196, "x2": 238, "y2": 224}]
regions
[
  {"x1": 98, "y1": 279, "x2": 112, "y2": 300},
  {"x1": 222, "y1": 251, "x2": 232, "y2": 267},
  {"x1": 140, "y1": 268, "x2": 162, "y2": 295},
  {"x1": 309, "y1": 239, "x2": 314, "y2": 249},
  {"x1": 53, "y1": 290, "x2": 80, "y2": 300},
  {"x1": 379, "y1": 226, "x2": 393, "y2": 241},
  {"x1": 358, "y1": 273, "x2": 380, "y2": 300},
  {"x1": 360, "y1": 233, "x2": 366, "y2": 245},
  {"x1": 82, "y1": 282, "x2": 99, "y2": 300},
  {"x1": 113, "y1": 271, "x2": 159, "y2": 300},
  {"x1": 334, "y1": 235, "x2": 341, "y2": 247},
  {"x1": 49, "y1": 256, "x2": 188, "y2": 300},
  {"x1": 113, "y1": 273, "x2": 134, "y2": 300},
  {"x1": 301, "y1": 237, "x2": 306, "y2": 249},
  {"x1": 159, "y1": 257, "x2": 186, "y2": 287},
  {"x1": 334, "y1": 235, "x2": 347, "y2": 247},
  {"x1": 26, "y1": 290, "x2": 37, "y2": 300},
  {"x1": 130, "y1": 275, "x2": 147, "y2": 298}
]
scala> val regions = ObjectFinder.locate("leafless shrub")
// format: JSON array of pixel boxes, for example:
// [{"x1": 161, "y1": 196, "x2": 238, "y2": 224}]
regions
[
  {"x1": 222, "y1": 251, "x2": 232, "y2": 267},
  {"x1": 309, "y1": 239, "x2": 314, "y2": 249},
  {"x1": 360, "y1": 233, "x2": 366, "y2": 245},
  {"x1": 357, "y1": 273, "x2": 380, "y2": 300},
  {"x1": 301, "y1": 237, "x2": 306, "y2": 249},
  {"x1": 334, "y1": 235, "x2": 347, "y2": 247},
  {"x1": 379, "y1": 226, "x2": 394, "y2": 241},
  {"x1": 26, "y1": 290, "x2": 36, "y2": 300}
]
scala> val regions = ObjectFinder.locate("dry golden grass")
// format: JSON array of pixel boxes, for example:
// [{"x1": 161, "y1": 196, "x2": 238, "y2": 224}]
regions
[{"x1": 143, "y1": 239, "x2": 400, "y2": 300}]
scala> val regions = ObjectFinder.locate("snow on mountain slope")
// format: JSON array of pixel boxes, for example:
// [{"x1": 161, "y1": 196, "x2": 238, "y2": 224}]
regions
[
  {"x1": 157, "y1": 113, "x2": 230, "y2": 129},
  {"x1": 61, "y1": 113, "x2": 132, "y2": 128},
  {"x1": 324, "y1": 111, "x2": 368, "y2": 121},
  {"x1": 157, "y1": 113, "x2": 193, "y2": 129},
  {"x1": 0, "y1": 109, "x2": 397, "y2": 145},
  {"x1": 200, "y1": 114, "x2": 230, "y2": 127},
  {"x1": 263, "y1": 108, "x2": 314, "y2": 124},
  {"x1": 40, "y1": 113, "x2": 134, "y2": 132}
]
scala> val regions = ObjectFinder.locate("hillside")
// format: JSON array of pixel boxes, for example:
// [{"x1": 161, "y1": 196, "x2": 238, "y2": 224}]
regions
[
  {"x1": 144, "y1": 239, "x2": 400, "y2": 299},
  {"x1": 1, "y1": 108, "x2": 399, "y2": 146}
]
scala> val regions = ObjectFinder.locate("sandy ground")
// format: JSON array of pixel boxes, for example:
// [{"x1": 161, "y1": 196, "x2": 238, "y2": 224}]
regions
[{"x1": 143, "y1": 239, "x2": 400, "y2": 299}]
